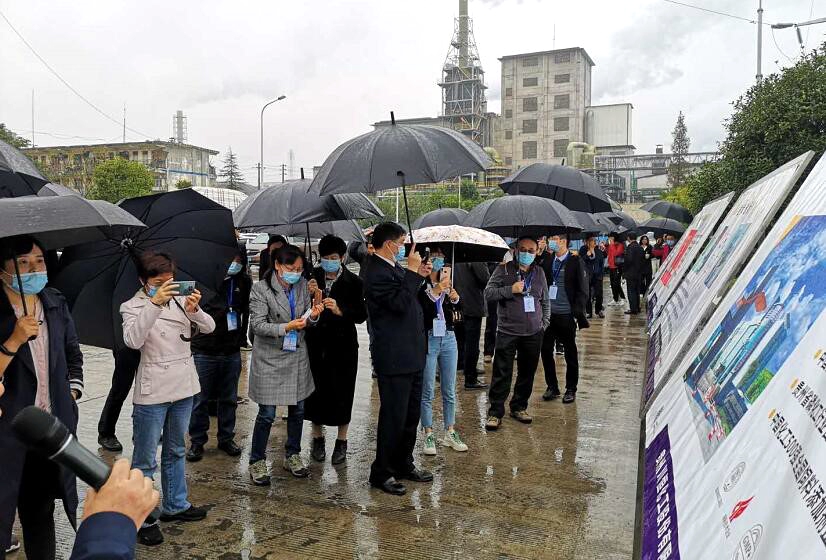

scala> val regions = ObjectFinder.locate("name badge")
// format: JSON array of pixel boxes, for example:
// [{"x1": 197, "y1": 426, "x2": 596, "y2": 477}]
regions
[
  {"x1": 227, "y1": 310, "x2": 239, "y2": 331},
  {"x1": 548, "y1": 286, "x2": 558, "y2": 300},
  {"x1": 523, "y1": 296, "x2": 536, "y2": 313},
  {"x1": 282, "y1": 330, "x2": 298, "y2": 352},
  {"x1": 432, "y1": 318, "x2": 447, "y2": 337}
]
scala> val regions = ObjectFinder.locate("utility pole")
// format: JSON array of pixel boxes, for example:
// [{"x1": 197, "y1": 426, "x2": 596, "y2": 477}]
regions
[
  {"x1": 255, "y1": 163, "x2": 262, "y2": 187},
  {"x1": 280, "y1": 163, "x2": 287, "y2": 183},
  {"x1": 123, "y1": 104, "x2": 126, "y2": 143},
  {"x1": 756, "y1": 0, "x2": 763, "y2": 82},
  {"x1": 31, "y1": 90, "x2": 34, "y2": 147}
]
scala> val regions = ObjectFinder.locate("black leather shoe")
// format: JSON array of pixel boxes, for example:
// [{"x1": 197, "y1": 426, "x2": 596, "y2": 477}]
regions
[
  {"x1": 398, "y1": 468, "x2": 434, "y2": 482},
  {"x1": 562, "y1": 391, "x2": 577, "y2": 404},
  {"x1": 160, "y1": 505, "x2": 207, "y2": 522},
  {"x1": 542, "y1": 388, "x2": 561, "y2": 401},
  {"x1": 186, "y1": 443, "x2": 204, "y2": 462},
  {"x1": 331, "y1": 439, "x2": 347, "y2": 465},
  {"x1": 137, "y1": 524, "x2": 164, "y2": 546},
  {"x1": 98, "y1": 434, "x2": 123, "y2": 452},
  {"x1": 311, "y1": 436, "x2": 326, "y2": 462},
  {"x1": 464, "y1": 380, "x2": 488, "y2": 390},
  {"x1": 371, "y1": 477, "x2": 406, "y2": 495},
  {"x1": 217, "y1": 440, "x2": 242, "y2": 457}
]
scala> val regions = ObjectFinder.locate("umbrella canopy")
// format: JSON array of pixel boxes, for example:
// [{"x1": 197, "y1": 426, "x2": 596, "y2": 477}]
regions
[
  {"x1": 595, "y1": 210, "x2": 638, "y2": 231},
  {"x1": 266, "y1": 219, "x2": 367, "y2": 244},
  {"x1": 51, "y1": 189, "x2": 239, "y2": 349},
  {"x1": 641, "y1": 200, "x2": 693, "y2": 223},
  {"x1": 0, "y1": 139, "x2": 48, "y2": 198},
  {"x1": 593, "y1": 214, "x2": 628, "y2": 236},
  {"x1": 37, "y1": 182, "x2": 81, "y2": 197},
  {"x1": 191, "y1": 186, "x2": 247, "y2": 211},
  {"x1": 638, "y1": 217, "x2": 687, "y2": 238},
  {"x1": 463, "y1": 195, "x2": 581, "y2": 239},
  {"x1": 498, "y1": 163, "x2": 612, "y2": 213},
  {"x1": 412, "y1": 207, "x2": 468, "y2": 229},
  {"x1": 405, "y1": 225, "x2": 508, "y2": 263},
  {"x1": 570, "y1": 211, "x2": 609, "y2": 238},
  {"x1": 233, "y1": 178, "x2": 383, "y2": 230}
]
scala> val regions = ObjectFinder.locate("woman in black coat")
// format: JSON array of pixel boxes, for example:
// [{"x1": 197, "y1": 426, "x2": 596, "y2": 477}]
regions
[
  {"x1": 0, "y1": 236, "x2": 84, "y2": 559},
  {"x1": 304, "y1": 235, "x2": 368, "y2": 465},
  {"x1": 640, "y1": 235, "x2": 654, "y2": 295}
]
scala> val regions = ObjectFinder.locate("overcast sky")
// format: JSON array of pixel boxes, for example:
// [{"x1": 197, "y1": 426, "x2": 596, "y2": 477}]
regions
[{"x1": 1, "y1": 0, "x2": 822, "y2": 182}]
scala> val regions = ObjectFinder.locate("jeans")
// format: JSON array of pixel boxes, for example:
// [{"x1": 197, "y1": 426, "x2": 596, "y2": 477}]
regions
[
  {"x1": 484, "y1": 299, "x2": 498, "y2": 356},
  {"x1": 487, "y1": 331, "x2": 543, "y2": 418},
  {"x1": 189, "y1": 353, "x2": 241, "y2": 446},
  {"x1": 462, "y1": 316, "x2": 483, "y2": 382},
  {"x1": 250, "y1": 401, "x2": 305, "y2": 463},
  {"x1": 421, "y1": 330, "x2": 458, "y2": 430},
  {"x1": 586, "y1": 275, "x2": 604, "y2": 315},
  {"x1": 98, "y1": 347, "x2": 141, "y2": 437},
  {"x1": 609, "y1": 267, "x2": 626, "y2": 302},
  {"x1": 541, "y1": 314, "x2": 579, "y2": 393},
  {"x1": 132, "y1": 397, "x2": 193, "y2": 516}
]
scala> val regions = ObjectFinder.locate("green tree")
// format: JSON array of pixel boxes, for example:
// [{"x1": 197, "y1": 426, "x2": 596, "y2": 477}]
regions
[
  {"x1": 0, "y1": 123, "x2": 31, "y2": 149},
  {"x1": 88, "y1": 158, "x2": 154, "y2": 203},
  {"x1": 682, "y1": 42, "x2": 826, "y2": 212},
  {"x1": 175, "y1": 179, "x2": 192, "y2": 189},
  {"x1": 667, "y1": 111, "x2": 690, "y2": 188},
  {"x1": 219, "y1": 148, "x2": 245, "y2": 189}
]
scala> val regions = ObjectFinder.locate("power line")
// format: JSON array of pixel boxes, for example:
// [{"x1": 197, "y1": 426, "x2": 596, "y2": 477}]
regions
[
  {"x1": 771, "y1": 27, "x2": 796, "y2": 64},
  {"x1": 661, "y1": 0, "x2": 774, "y2": 26},
  {"x1": 0, "y1": 9, "x2": 155, "y2": 140}
]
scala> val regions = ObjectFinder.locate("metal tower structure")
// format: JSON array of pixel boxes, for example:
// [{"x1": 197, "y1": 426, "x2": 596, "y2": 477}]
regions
[
  {"x1": 172, "y1": 110, "x2": 187, "y2": 144},
  {"x1": 439, "y1": 0, "x2": 487, "y2": 146}
]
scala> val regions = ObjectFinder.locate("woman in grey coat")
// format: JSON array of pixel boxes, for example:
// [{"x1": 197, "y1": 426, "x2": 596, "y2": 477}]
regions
[{"x1": 248, "y1": 245, "x2": 323, "y2": 485}]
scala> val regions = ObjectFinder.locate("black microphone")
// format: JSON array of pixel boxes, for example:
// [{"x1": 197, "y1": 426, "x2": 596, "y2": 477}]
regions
[{"x1": 11, "y1": 405, "x2": 111, "y2": 490}]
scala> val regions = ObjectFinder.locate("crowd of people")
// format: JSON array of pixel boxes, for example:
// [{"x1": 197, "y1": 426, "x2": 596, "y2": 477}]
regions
[{"x1": 0, "y1": 222, "x2": 675, "y2": 557}]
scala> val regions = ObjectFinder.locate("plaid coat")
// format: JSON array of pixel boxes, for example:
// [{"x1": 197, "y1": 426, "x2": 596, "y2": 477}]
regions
[{"x1": 248, "y1": 275, "x2": 315, "y2": 406}]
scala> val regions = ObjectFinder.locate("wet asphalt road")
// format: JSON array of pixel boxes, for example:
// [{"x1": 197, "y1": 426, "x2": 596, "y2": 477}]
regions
[{"x1": 19, "y1": 287, "x2": 645, "y2": 560}]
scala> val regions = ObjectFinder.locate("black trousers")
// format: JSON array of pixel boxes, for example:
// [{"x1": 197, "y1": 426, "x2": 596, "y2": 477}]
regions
[
  {"x1": 483, "y1": 300, "x2": 498, "y2": 356},
  {"x1": 462, "y1": 316, "x2": 483, "y2": 382},
  {"x1": 541, "y1": 314, "x2": 579, "y2": 393},
  {"x1": 14, "y1": 452, "x2": 59, "y2": 560},
  {"x1": 609, "y1": 267, "x2": 626, "y2": 302},
  {"x1": 586, "y1": 275, "x2": 604, "y2": 315},
  {"x1": 455, "y1": 320, "x2": 466, "y2": 371},
  {"x1": 97, "y1": 347, "x2": 142, "y2": 437},
  {"x1": 627, "y1": 277, "x2": 641, "y2": 313},
  {"x1": 641, "y1": 271, "x2": 652, "y2": 295},
  {"x1": 487, "y1": 331, "x2": 543, "y2": 418},
  {"x1": 370, "y1": 370, "x2": 422, "y2": 484}
]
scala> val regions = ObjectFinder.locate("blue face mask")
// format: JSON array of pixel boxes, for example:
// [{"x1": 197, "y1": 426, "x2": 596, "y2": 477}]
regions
[
  {"x1": 4, "y1": 271, "x2": 48, "y2": 295},
  {"x1": 517, "y1": 251, "x2": 535, "y2": 267},
  {"x1": 666, "y1": 240, "x2": 675, "y2": 247},
  {"x1": 320, "y1": 258, "x2": 341, "y2": 273},
  {"x1": 281, "y1": 271, "x2": 302, "y2": 285},
  {"x1": 395, "y1": 244, "x2": 406, "y2": 262},
  {"x1": 430, "y1": 257, "x2": 445, "y2": 272},
  {"x1": 547, "y1": 240, "x2": 560, "y2": 252},
  {"x1": 227, "y1": 262, "x2": 243, "y2": 276},
  {"x1": 145, "y1": 284, "x2": 159, "y2": 298}
]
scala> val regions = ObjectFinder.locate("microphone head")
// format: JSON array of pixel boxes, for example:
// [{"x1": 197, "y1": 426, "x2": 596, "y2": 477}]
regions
[{"x1": 11, "y1": 405, "x2": 70, "y2": 455}]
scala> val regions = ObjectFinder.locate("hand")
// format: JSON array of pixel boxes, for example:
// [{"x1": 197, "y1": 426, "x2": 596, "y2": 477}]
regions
[
  {"x1": 322, "y1": 298, "x2": 342, "y2": 316},
  {"x1": 511, "y1": 281, "x2": 525, "y2": 294},
  {"x1": 71, "y1": 389, "x2": 80, "y2": 401},
  {"x1": 418, "y1": 261, "x2": 433, "y2": 278},
  {"x1": 449, "y1": 289, "x2": 459, "y2": 303},
  {"x1": 7, "y1": 315, "x2": 39, "y2": 349},
  {"x1": 184, "y1": 289, "x2": 202, "y2": 313},
  {"x1": 150, "y1": 279, "x2": 178, "y2": 306},
  {"x1": 286, "y1": 318, "x2": 307, "y2": 332},
  {"x1": 307, "y1": 279, "x2": 322, "y2": 303},
  {"x1": 438, "y1": 273, "x2": 451, "y2": 291},
  {"x1": 407, "y1": 244, "x2": 423, "y2": 273},
  {"x1": 309, "y1": 303, "x2": 324, "y2": 319},
  {"x1": 82, "y1": 458, "x2": 159, "y2": 530}
]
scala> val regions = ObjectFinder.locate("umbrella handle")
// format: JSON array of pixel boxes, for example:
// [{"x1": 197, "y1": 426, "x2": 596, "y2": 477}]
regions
[
  {"x1": 12, "y1": 256, "x2": 37, "y2": 341},
  {"x1": 398, "y1": 172, "x2": 414, "y2": 244}
]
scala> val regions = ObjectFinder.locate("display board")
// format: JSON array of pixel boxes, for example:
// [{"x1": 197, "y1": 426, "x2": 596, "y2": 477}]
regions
[
  {"x1": 642, "y1": 153, "x2": 813, "y2": 409},
  {"x1": 646, "y1": 192, "x2": 735, "y2": 325},
  {"x1": 641, "y1": 151, "x2": 826, "y2": 559}
]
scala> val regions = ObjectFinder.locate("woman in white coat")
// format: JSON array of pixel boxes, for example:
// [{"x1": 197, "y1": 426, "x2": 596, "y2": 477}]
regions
[{"x1": 120, "y1": 251, "x2": 215, "y2": 547}]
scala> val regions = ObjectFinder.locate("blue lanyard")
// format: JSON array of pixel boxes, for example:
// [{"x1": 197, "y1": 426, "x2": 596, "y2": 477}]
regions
[
  {"x1": 434, "y1": 291, "x2": 446, "y2": 320},
  {"x1": 522, "y1": 269, "x2": 534, "y2": 292},
  {"x1": 286, "y1": 287, "x2": 297, "y2": 320},
  {"x1": 552, "y1": 257, "x2": 566, "y2": 286},
  {"x1": 227, "y1": 278, "x2": 235, "y2": 310}
]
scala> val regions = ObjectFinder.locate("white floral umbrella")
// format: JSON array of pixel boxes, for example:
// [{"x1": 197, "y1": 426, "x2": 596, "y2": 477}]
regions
[{"x1": 405, "y1": 225, "x2": 509, "y2": 264}]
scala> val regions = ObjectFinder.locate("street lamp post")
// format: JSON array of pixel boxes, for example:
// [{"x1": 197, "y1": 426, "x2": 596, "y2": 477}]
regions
[{"x1": 259, "y1": 95, "x2": 286, "y2": 189}]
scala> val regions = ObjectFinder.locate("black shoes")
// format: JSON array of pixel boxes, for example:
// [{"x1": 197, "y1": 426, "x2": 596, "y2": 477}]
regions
[
  {"x1": 542, "y1": 388, "x2": 561, "y2": 401},
  {"x1": 186, "y1": 443, "x2": 204, "y2": 462},
  {"x1": 311, "y1": 436, "x2": 326, "y2": 462},
  {"x1": 331, "y1": 439, "x2": 347, "y2": 465},
  {"x1": 562, "y1": 391, "x2": 576, "y2": 404},
  {"x1": 464, "y1": 380, "x2": 488, "y2": 390},
  {"x1": 159, "y1": 505, "x2": 207, "y2": 523},
  {"x1": 218, "y1": 440, "x2": 242, "y2": 457},
  {"x1": 398, "y1": 468, "x2": 434, "y2": 482},
  {"x1": 372, "y1": 477, "x2": 406, "y2": 496},
  {"x1": 98, "y1": 434, "x2": 123, "y2": 452},
  {"x1": 138, "y1": 524, "x2": 164, "y2": 546}
]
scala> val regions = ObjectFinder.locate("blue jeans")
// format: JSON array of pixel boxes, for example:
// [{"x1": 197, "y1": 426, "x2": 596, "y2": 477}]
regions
[
  {"x1": 249, "y1": 400, "x2": 305, "y2": 463},
  {"x1": 421, "y1": 330, "x2": 458, "y2": 430},
  {"x1": 132, "y1": 397, "x2": 193, "y2": 515},
  {"x1": 189, "y1": 353, "x2": 241, "y2": 446}
]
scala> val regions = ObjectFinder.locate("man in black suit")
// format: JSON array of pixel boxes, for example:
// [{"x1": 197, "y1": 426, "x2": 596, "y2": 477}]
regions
[
  {"x1": 364, "y1": 222, "x2": 433, "y2": 496},
  {"x1": 623, "y1": 233, "x2": 645, "y2": 315},
  {"x1": 453, "y1": 262, "x2": 490, "y2": 389}
]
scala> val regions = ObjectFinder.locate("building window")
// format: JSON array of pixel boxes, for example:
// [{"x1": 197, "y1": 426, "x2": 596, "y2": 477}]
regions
[
  {"x1": 523, "y1": 141, "x2": 537, "y2": 159},
  {"x1": 522, "y1": 77, "x2": 538, "y2": 87},
  {"x1": 505, "y1": 156, "x2": 513, "y2": 165},
  {"x1": 505, "y1": 87, "x2": 513, "y2": 97},
  {"x1": 522, "y1": 119, "x2": 538, "y2": 133},
  {"x1": 554, "y1": 139, "x2": 569, "y2": 158},
  {"x1": 554, "y1": 94, "x2": 570, "y2": 109},
  {"x1": 554, "y1": 117, "x2": 569, "y2": 131},
  {"x1": 523, "y1": 97, "x2": 538, "y2": 112},
  {"x1": 505, "y1": 108, "x2": 513, "y2": 119},
  {"x1": 555, "y1": 73, "x2": 570, "y2": 84},
  {"x1": 554, "y1": 52, "x2": 571, "y2": 64},
  {"x1": 132, "y1": 151, "x2": 138, "y2": 157},
  {"x1": 505, "y1": 130, "x2": 513, "y2": 139},
  {"x1": 522, "y1": 56, "x2": 539, "y2": 67}
]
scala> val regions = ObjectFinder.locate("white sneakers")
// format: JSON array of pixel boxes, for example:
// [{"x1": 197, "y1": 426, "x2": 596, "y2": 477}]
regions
[
  {"x1": 423, "y1": 433, "x2": 437, "y2": 455},
  {"x1": 422, "y1": 430, "x2": 469, "y2": 454}
]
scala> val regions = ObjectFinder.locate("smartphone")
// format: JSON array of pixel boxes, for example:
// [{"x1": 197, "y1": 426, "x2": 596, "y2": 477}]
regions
[
  {"x1": 441, "y1": 266, "x2": 451, "y2": 282},
  {"x1": 175, "y1": 280, "x2": 196, "y2": 296},
  {"x1": 422, "y1": 248, "x2": 430, "y2": 263}
]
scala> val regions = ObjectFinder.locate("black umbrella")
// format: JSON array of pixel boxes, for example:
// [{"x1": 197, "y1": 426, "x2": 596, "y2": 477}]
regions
[
  {"x1": 641, "y1": 200, "x2": 693, "y2": 223},
  {"x1": 51, "y1": 189, "x2": 239, "y2": 349},
  {"x1": 310, "y1": 112, "x2": 491, "y2": 237},
  {"x1": 639, "y1": 217, "x2": 687, "y2": 238},
  {"x1": 0, "y1": 139, "x2": 49, "y2": 198},
  {"x1": 412, "y1": 208, "x2": 468, "y2": 229},
  {"x1": 570, "y1": 211, "x2": 608, "y2": 238},
  {"x1": 593, "y1": 214, "x2": 628, "y2": 236},
  {"x1": 463, "y1": 195, "x2": 581, "y2": 238},
  {"x1": 265, "y1": 219, "x2": 367, "y2": 244},
  {"x1": 595, "y1": 210, "x2": 638, "y2": 231},
  {"x1": 36, "y1": 182, "x2": 81, "y2": 197},
  {"x1": 498, "y1": 163, "x2": 612, "y2": 213}
]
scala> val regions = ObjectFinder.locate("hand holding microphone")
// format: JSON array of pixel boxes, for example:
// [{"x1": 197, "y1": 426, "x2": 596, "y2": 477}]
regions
[{"x1": 83, "y1": 459, "x2": 159, "y2": 530}]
